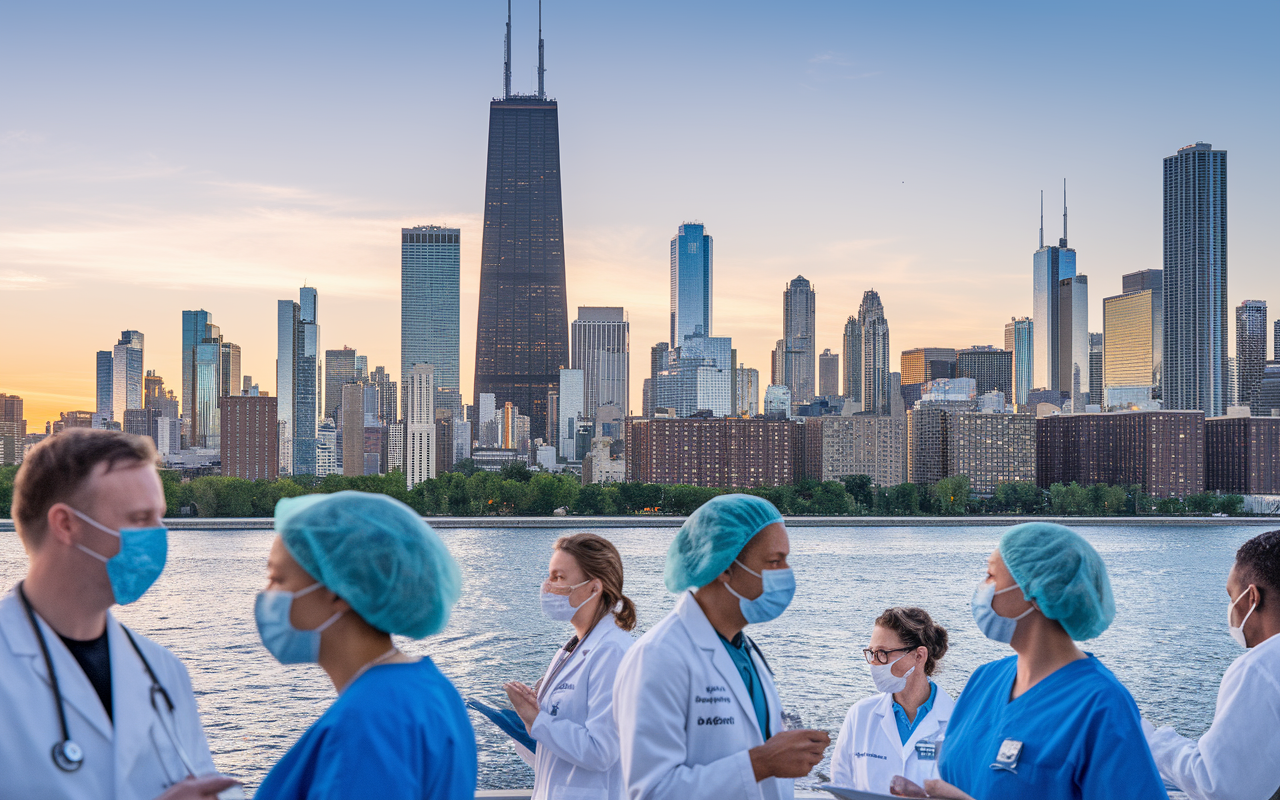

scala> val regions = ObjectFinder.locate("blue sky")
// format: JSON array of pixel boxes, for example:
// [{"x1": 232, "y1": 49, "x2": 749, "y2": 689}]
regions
[{"x1": 3, "y1": 0, "x2": 1277, "y2": 426}]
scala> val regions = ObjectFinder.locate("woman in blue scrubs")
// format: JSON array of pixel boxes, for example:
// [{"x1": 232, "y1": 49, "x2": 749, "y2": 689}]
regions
[
  {"x1": 924, "y1": 523, "x2": 1166, "y2": 800},
  {"x1": 253, "y1": 491, "x2": 476, "y2": 800}
]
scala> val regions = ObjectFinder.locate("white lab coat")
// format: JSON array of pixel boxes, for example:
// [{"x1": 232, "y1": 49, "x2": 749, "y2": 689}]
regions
[
  {"x1": 520, "y1": 618, "x2": 634, "y2": 800},
  {"x1": 613, "y1": 591, "x2": 790, "y2": 800},
  {"x1": 1146, "y1": 630, "x2": 1280, "y2": 800},
  {"x1": 0, "y1": 588, "x2": 217, "y2": 800},
  {"x1": 829, "y1": 685, "x2": 955, "y2": 793}
]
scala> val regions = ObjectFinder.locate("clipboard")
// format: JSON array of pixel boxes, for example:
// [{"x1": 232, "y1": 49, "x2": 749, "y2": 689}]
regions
[{"x1": 815, "y1": 784, "x2": 899, "y2": 800}]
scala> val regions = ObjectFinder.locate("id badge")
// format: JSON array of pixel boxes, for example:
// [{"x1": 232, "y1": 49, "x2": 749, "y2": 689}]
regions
[
  {"x1": 990, "y1": 739, "x2": 1022, "y2": 773},
  {"x1": 914, "y1": 740, "x2": 937, "y2": 761}
]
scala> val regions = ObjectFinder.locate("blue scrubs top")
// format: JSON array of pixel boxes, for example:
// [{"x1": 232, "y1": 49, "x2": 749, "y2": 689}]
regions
[
  {"x1": 256, "y1": 658, "x2": 477, "y2": 800},
  {"x1": 938, "y1": 654, "x2": 1167, "y2": 800},
  {"x1": 718, "y1": 632, "x2": 770, "y2": 740},
  {"x1": 893, "y1": 681, "x2": 938, "y2": 744}
]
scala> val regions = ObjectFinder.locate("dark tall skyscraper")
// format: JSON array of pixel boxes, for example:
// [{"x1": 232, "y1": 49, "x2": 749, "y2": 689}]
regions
[
  {"x1": 1237, "y1": 300, "x2": 1267, "y2": 412},
  {"x1": 473, "y1": 3, "x2": 569, "y2": 439}
]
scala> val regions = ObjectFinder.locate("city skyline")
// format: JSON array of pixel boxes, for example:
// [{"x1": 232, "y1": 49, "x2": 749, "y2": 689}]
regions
[{"x1": 4, "y1": 2, "x2": 1280, "y2": 428}]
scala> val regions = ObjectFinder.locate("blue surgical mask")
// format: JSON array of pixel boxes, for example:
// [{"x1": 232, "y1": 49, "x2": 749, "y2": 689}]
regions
[
  {"x1": 971, "y1": 580, "x2": 1034, "y2": 644},
  {"x1": 255, "y1": 583, "x2": 345, "y2": 664},
  {"x1": 540, "y1": 579, "x2": 595, "y2": 622},
  {"x1": 70, "y1": 508, "x2": 167, "y2": 605},
  {"x1": 722, "y1": 559, "x2": 795, "y2": 624}
]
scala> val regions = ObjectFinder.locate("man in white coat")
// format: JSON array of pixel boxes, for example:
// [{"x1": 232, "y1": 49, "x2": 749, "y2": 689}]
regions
[
  {"x1": 0, "y1": 429, "x2": 237, "y2": 800},
  {"x1": 1144, "y1": 528, "x2": 1280, "y2": 800},
  {"x1": 613, "y1": 494, "x2": 829, "y2": 800}
]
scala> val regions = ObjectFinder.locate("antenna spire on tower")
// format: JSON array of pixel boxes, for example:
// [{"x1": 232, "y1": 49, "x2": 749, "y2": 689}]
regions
[
  {"x1": 1039, "y1": 190, "x2": 1044, "y2": 249},
  {"x1": 1062, "y1": 178, "x2": 1068, "y2": 247},
  {"x1": 538, "y1": 0, "x2": 545, "y2": 99},
  {"x1": 503, "y1": 0, "x2": 512, "y2": 99}
]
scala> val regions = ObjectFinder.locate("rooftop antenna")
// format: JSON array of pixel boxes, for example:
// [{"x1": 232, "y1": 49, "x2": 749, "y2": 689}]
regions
[
  {"x1": 1039, "y1": 190, "x2": 1044, "y2": 249},
  {"x1": 503, "y1": 0, "x2": 512, "y2": 99},
  {"x1": 537, "y1": 0, "x2": 545, "y2": 99},
  {"x1": 1061, "y1": 178, "x2": 1068, "y2": 247}
]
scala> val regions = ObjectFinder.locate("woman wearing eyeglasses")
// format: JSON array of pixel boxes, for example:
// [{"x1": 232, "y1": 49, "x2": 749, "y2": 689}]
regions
[
  {"x1": 500, "y1": 533, "x2": 637, "y2": 800},
  {"x1": 829, "y1": 607, "x2": 954, "y2": 793}
]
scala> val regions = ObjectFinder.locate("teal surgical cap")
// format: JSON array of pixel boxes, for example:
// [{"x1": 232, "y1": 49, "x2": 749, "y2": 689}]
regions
[
  {"x1": 665, "y1": 494, "x2": 785, "y2": 592},
  {"x1": 274, "y1": 491, "x2": 461, "y2": 639},
  {"x1": 1000, "y1": 522, "x2": 1115, "y2": 641}
]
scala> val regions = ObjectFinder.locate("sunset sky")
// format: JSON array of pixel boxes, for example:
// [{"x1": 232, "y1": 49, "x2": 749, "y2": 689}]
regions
[{"x1": 3, "y1": 1, "x2": 1278, "y2": 430}]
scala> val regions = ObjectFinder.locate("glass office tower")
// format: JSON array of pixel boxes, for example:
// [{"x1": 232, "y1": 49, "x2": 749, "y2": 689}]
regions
[
  {"x1": 671, "y1": 223, "x2": 713, "y2": 346},
  {"x1": 1163, "y1": 142, "x2": 1228, "y2": 416},
  {"x1": 1032, "y1": 190, "x2": 1076, "y2": 392},
  {"x1": 402, "y1": 225, "x2": 460, "y2": 419},
  {"x1": 1005, "y1": 317, "x2": 1033, "y2": 407},
  {"x1": 1237, "y1": 300, "x2": 1268, "y2": 412},
  {"x1": 277, "y1": 287, "x2": 321, "y2": 474}
]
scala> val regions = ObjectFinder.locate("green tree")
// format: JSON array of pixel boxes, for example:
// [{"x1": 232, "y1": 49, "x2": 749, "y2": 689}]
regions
[
  {"x1": 932, "y1": 475, "x2": 970, "y2": 515},
  {"x1": 841, "y1": 474, "x2": 874, "y2": 510},
  {"x1": 887, "y1": 483, "x2": 920, "y2": 515},
  {"x1": 0, "y1": 465, "x2": 18, "y2": 518},
  {"x1": 1216, "y1": 494, "x2": 1244, "y2": 515},
  {"x1": 573, "y1": 484, "x2": 615, "y2": 515},
  {"x1": 526, "y1": 473, "x2": 579, "y2": 515},
  {"x1": 449, "y1": 458, "x2": 481, "y2": 477},
  {"x1": 1184, "y1": 493, "x2": 1216, "y2": 515},
  {"x1": 809, "y1": 481, "x2": 851, "y2": 515},
  {"x1": 500, "y1": 460, "x2": 533, "y2": 483}
]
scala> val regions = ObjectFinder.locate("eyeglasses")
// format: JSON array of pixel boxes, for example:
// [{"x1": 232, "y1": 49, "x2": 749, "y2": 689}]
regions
[{"x1": 863, "y1": 646, "x2": 914, "y2": 665}]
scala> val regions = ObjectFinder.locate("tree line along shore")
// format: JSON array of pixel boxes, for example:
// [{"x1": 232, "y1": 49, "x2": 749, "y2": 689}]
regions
[{"x1": 0, "y1": 462, "x2": 1250, "y2": 520}]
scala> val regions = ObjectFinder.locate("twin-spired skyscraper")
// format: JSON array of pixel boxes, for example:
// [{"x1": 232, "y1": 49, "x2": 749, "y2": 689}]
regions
[{"x1": 473, "y1": 3, "x2": 569, "y2": 439}]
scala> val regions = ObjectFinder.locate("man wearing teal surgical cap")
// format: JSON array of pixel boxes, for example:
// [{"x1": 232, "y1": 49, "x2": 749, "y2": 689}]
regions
[
  {"x1": 613, "y1": 494, "x2": 829, "y2": 800},
  {"x1": 253, "y1": 491, "x2": 477, "y2": 800},
  {"x1": 923, "y1": 522, "x2": 1167, "y2": 800}
]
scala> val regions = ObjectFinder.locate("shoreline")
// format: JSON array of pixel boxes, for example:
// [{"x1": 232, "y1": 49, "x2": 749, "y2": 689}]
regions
[{"x1": 2, "y1": 515, "x2": 1275, "y2": 532}]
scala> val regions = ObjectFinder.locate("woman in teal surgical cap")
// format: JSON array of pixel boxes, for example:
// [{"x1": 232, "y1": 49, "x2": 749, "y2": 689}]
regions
[
  {"x1": 915, "y1": 523, "x2": 1166, "y2": 800},
  {"x1": 253, "y1": 491, "x2": 476, "y2": 800}
]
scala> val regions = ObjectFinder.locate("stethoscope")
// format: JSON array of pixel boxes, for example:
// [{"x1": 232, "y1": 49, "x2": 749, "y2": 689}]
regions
[{"x1": 18, "y1": 582, "x2": 199, "y2": 779}]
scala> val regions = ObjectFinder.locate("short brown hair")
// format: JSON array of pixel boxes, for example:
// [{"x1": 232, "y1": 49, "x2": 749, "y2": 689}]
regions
[
  {"x1": 13, "y1": 429, "x2": 159, "y2": 547},
  {"x1": 555, "y1": 533, "x2": 638, "y2": 632},
  {"x1": 875, "y1": 606, "x2": 949, "y2": 676}
]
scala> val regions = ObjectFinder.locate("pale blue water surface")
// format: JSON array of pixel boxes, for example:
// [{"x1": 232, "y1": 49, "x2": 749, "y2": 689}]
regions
[{"x1": 2, "y1": 523, "x2": 1273, "y2": 796}]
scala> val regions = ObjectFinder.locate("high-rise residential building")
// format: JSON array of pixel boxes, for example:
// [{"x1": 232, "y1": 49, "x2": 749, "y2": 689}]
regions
[
  {"x1": 818, "y1": 350, "x2": 839, "y2": 398},
  {"x1": 369, "y1": 366, "x2": 398, "y2": 426},
  {"x1": 341, "y1": 383, "x2": 367, "y2": 477},
  {"x1": 782, "y1": 276, "x2": 816, "y2": 404},
  {"x1": 627, "y1": 417, "x2": 797, "y2": 487},
  {"x1": 1004, "y1": 317, "x2": 1033, "y2": 407},
  {"x1": 324, "y1": 346, "x2": 358, "y2": 421},
  {"x1": 645, "y1": 342, "x2": 670, "y2": 418},
  {"x1": 1237, "y1": 300, "x2": 1268, "y2": 412},
  {"x1": 402, "y1": 225, "x2": 460, "y2": 415},
  {"x1": 0, "y1": 394, "x2": 25, "y2": 466},
  {"x1": 1226, "y1": 358, "x2": 1239, "y2": 406},
  {"x1": 1275, "y1": 320, "x2": 1280, "y2": 365},
  {"x1": 111, "y1": 330, "x2": 144, "y2": 424},
  {"x1": 474, "y1": 11, "x2": 569, "y2": 440},
  {"x1": 956, "y1": 346, "x2": 1014, "y2": 402},
  {"x1": 1037, "y1": 410, "x2": 1205, "y2": 498},
  {"x1": 95, "y1": 351, "x2": 113, "y2": 419},
  {"x1": 1057, "y1": 276, "x2": 1089, "y2": 409},
  {"x1": 1206, "y1": 415, "x2": 1280, "y2": 494},
  {"x1": 736, "y1": 366, "x2": 760, "y2": 416},
  {"x1": 405, "y1": 364, "x2": 436, "y2": 487},
  {"x1": 763, "y1": 385, "x2": 792, "y2": 418},
  {"x1": 1032, "y1": 188, "x2": 1077, "y2": 391},
  {"x1": 182, "y1": 310, "x2": 214, "y2": 441},
  {"x1": 1103, "y1": 271, "x2": 1162, "y2": 408},
  {"x1": 1164, "y1": 142, "x2": 1228, "y2": 417},
  {"x1": 220, "y1": 341, "x2": 241, "y2": 401},
  {"x1": 670, "y1": 223, "x2": 713, "y2": 346},
  {"x1": 571, "y1": 307, "x2": 629, "y2": 420},
  {"x1": 558, "y1": 369, "x2": 584, "y2": 460},
  {"x1": 801, "y1": 403, "x2": 906, "y2": 487},
  {"x1": 1256, "y1": 362, "x2": 1280, "y2": 417},
  {"x1": 277, "y1": 287, "x2": 321, "y2": 475},
  {"x1": 1088, "y1": 333, "x2": 1103, "y2": 407},
  {"x1": 221, "y1": 396, "x2": 279, "y2": 481},
  {"x1": 858, "y1": 290, "x2": 891, "y2": 414},
  {"x1": 952, "y1": 412, "x2": 1037, "y2": 494},
  {"x1": 842, "y1": 316, "x2": 861, "y2": 402}
]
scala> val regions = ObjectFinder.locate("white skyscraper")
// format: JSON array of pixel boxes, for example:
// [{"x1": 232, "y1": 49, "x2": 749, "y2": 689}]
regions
[
  {"x1": 559, "y1": 369, "x2": 584, "y2": 460},
  {"x1": 111, "y1": 330, "x2": 144, "y2": 424},
  {"x1": 571, "y1": 307, "x2": 629, "y2": 420},
  {"x1": 405, "y1": 363, "x2": 436, "y2": 487}
]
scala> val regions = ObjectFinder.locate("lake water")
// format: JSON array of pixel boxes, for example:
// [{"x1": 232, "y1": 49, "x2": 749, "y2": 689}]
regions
[{"x1": 2, "y1": 522, "x2": 1274, "y2": 796}]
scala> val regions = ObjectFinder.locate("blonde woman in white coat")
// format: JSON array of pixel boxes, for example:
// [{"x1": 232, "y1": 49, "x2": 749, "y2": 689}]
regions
[
  {"x1": 504, "y1": 533, "x2": 637, "y2": 800},
  {"x1": 831, "y1": 607, "x2": 955, "y2": 793}
]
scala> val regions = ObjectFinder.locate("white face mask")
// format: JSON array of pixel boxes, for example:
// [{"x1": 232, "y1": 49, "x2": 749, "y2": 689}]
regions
[
  {"x1": 1228, "y1": 587, "x2": 1257, "y2": 648},
  {"x1": 869, "y1": 653, "x2": 916, "y2": 694},
  {"x1": 540, "y1": 579, "x2": 595, "y2": 622}
]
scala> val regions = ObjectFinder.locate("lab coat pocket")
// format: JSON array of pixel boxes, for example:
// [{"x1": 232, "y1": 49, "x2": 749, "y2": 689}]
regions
[{"x1": 148, "y1": 722, "x2": 191, "y2": 787}]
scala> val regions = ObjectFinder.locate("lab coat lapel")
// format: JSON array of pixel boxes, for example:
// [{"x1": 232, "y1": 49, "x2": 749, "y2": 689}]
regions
[
  {"x1": 875, "y1": 693, "x2": 900, "y2": 756},
  {"x1": 0, "y1": 592, "x2": 114, "y2": 742},
  {"x1": 109, "y1": 617, "x2": 161, "y2": 784},
  {"x1": 675, "y1": 592, "x2": 763, "y2": 744}
]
